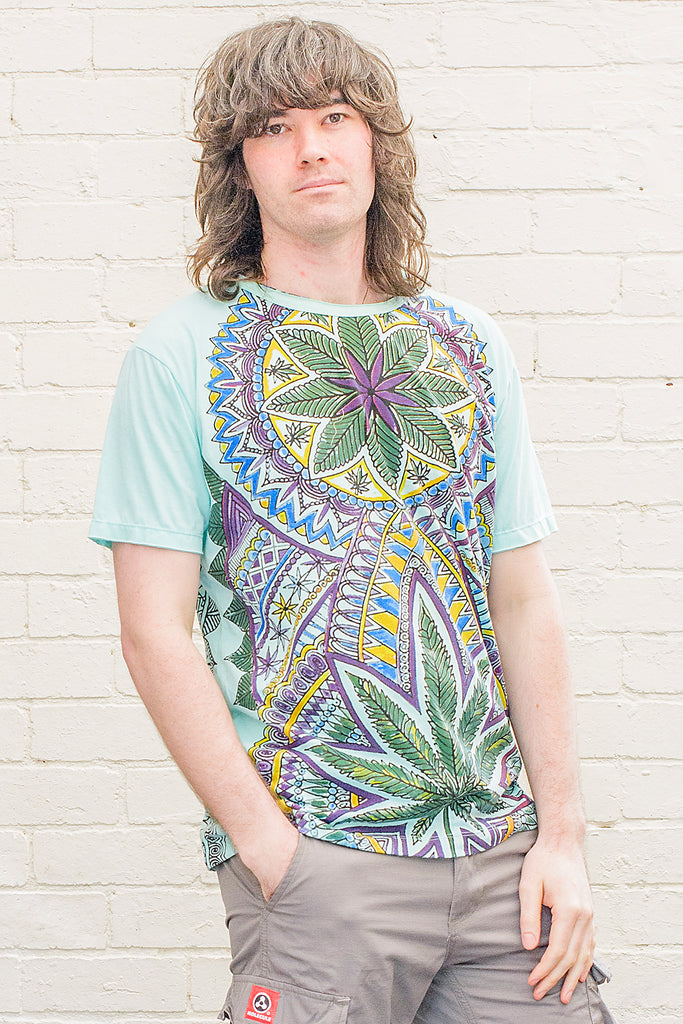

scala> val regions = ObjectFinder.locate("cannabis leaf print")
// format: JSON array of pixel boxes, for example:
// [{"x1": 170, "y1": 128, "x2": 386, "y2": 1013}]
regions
[{"x1": 310, "y1": 597, "x2": 512, "y2": 852}]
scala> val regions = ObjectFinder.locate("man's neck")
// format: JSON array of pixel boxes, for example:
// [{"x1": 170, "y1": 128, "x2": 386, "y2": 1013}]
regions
[{"x1": 260, "y1": 232, "x2": 385, "y2": 306}]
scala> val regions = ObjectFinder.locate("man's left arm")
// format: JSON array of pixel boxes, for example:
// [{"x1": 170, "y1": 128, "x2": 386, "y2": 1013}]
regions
[{"x1": 487, "y1": 540, "x2": 596, "y2": 1004}]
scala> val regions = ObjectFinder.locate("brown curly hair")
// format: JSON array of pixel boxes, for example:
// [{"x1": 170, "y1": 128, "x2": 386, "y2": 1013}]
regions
[{"x1": 188, "y1": 17, "x2": 429, "y2": 300}]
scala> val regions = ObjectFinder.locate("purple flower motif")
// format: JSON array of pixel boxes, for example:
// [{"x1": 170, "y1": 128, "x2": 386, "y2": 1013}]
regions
[{"x1": 330, "y1": 349, "x2": 416, "y2": 432}]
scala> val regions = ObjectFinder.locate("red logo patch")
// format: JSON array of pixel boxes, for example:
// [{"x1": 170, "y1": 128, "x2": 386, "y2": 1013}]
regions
[{"x1": 245, "y1": 984, "x2": 280, "y2": 1023}]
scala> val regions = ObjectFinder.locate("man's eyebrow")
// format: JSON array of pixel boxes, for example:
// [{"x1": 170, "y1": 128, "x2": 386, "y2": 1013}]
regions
[{"x1": 267, "y1": 97, "x2": 348, "y2": 117}]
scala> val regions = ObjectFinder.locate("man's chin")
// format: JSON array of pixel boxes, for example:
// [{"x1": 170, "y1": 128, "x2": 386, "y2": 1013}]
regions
[{"x1": 291, "y1": 213, "x2": 366, "y2": 245}]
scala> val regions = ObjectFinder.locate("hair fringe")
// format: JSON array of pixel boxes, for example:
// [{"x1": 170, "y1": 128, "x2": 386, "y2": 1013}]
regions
[{"x1": 188, "y1": 17, "x2": 429, "y2": 300}]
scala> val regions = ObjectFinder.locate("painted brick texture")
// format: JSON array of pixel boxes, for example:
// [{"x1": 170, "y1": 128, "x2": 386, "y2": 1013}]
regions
[{"x1": 2, "y1": 1, "x2": 681, "y2": 1021}]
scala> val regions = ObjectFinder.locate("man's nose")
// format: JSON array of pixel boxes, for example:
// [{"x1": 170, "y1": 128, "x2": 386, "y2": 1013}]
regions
[{"x1": 296, "y1": 125, "x2": 328, "y2": 164}]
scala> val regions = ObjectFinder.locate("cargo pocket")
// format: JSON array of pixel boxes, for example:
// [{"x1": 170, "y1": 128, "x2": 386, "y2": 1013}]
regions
[{"x1": 218, "y1": 972, "x2": 350, "y2": 1024}]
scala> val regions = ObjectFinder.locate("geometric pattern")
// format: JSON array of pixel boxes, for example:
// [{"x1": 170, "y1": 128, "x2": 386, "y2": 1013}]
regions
[{"x1": 200, "y1": 288, "x2": 535, "y2": 865}]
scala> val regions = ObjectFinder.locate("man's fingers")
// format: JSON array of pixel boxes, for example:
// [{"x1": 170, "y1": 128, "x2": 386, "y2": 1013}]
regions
[
  {"x1": 535, "y1": 940, "x2": 593, "y2": 1003},
  {"x1": 560, "y1": 951, "x2": 594, "y2": 1005},
  {"x1": 528, "y1": 906, "x2": 594, "y2": 1001},
  {"x1": 518, "y1": 874, "x2": 543, "y2": 949},
  {"x1": 527, "y1": 911, "x2": 576, "y2": 988},
  {"x1": 531, "y1": 938, "x2": 581, "y2": 1001}
]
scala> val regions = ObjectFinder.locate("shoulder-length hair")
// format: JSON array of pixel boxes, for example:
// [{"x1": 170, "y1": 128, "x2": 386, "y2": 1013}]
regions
[{"x1": 188, "y1": 18, "x2": 429, "y2": 300}]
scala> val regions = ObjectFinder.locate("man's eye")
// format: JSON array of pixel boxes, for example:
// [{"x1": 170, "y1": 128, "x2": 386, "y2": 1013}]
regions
[
  {"x1": 264, "y1": 123, "x2": 285, "y2": 135},
  {"x1": 327, "y1": 112, "x2": 345, "y2": 124}
]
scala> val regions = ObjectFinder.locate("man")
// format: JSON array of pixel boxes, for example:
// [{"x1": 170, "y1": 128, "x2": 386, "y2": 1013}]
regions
[{"x1": 90, "y1": 17, "x2": 614, "y2": 1024}]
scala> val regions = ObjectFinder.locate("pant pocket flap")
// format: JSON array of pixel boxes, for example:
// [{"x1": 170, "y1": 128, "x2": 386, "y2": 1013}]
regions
[
  {"x1": 219, "y1": 973, "x2": 350, "y2": 1024},
  {"x1": 589, "y1": 958, "x2": 612, "y2": 985}
]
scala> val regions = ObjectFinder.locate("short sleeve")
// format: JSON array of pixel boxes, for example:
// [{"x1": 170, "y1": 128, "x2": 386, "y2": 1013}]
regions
[
  {"x1": 89, "y1": 345, "x2": 211, "y2": 553},
  {"x1": 488, "y1": 326, "x2": 557, "y2": 553}
]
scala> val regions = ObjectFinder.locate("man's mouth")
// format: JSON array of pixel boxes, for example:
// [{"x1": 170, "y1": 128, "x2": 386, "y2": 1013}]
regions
[{"x1": 296, "y1": 180, "x2": 343, "y2": 191}]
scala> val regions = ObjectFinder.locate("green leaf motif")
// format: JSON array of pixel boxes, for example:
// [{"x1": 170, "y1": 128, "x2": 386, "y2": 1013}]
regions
[
  {"x1": 379, "y1": 308, "x2": 403, "y2": 327},
  {"x1": 426, "y1": 704, "x2": 456, "y2": 779},
  {"x1": 224, "y1": 593, "x2": 250, "y2": 632},
  {"x1": 395, "y1": 405, "x2": 456, "y2": 467},
  {"x1": 203, "y1": 636, "x2": 216, "y2": 669},
  {"x1": 208, "y1": 550, "x2": 228, "y2": 589},
  {"x1": 276, "y1": 327, "x2": 347, "y2": 377},
  {"x1": 326, "y1": 708, "x2": 368, "y2": 746},
  {"x1": 313, "y1": 408, "x2": 366, "y2": 475},
  {"x1": 308, "y1": 312, "x2": 333, "y2": 327},
  {"x1": 232, "y1": 636, "x2": 253, "y2": 673},
  {"x1": 383, "y1": 326, "x2": 429, "y2": 375},
  {"x1": 458, "y1": 683, "x2": 489, "y2": 747},
  {"x1": 475, "y1": 724, "x2": 513, "y2": 784},
  {"x1": 367, "y1": 415, "x2": 402, "y2": 485},
  {"x1": 350, "y1": 675, "x2": 448, "y2": 787},
  {"x1": 197, "y1": 590, "x2": 220, "y2": 635},
  {"x1": 511, "y1": 804, "x2": 537, "y2": 831},
  {"x1": 506, "y1": 744, "x2": 523, "y2": 779},
  {"x1": 404, "y1": 371, "x2": 470, "y2": 408},
  {"x1": 234, "y1": 671, "x2": 257, "y2": 711},
  {"x1": 349, "y1": 799, "x2": 448, "y2": 826},
  {"x1": 338, "y1": 316, "x2": 382, "y2": 367},
  {"x1": 418, "y1": 601, "x2": 458, "y2": 773},
  {"x1": 203, "y1": 458, "x2": 225, "y2": 503},
  {"x1": 411, "y1": 815, "x2": 435, "y2": 843},
  {"x1": 269, "y1": 378, "x2": 351, "y2": 420},
  {"x1": 221, "y1": 594, "x2": 255, "y2": 701},
  {"x1": 451, "y1": 734, "x2": 476, "y2": 789},
  {"x1": 309, "y1": 744, "x2": 436, "y2": 801},
  {"x1": 469, "y1": 787, "x2": 508, "y2": 814},
  {"x1": 419, "y1": 603, "x2": 457, "y2": 721},
  {"x1": 208, "y1": 501, "x2": 225, "y2": 547}
]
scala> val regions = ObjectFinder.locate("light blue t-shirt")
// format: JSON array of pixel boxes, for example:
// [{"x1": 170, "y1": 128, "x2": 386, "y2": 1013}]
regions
[{"x1": 90, "y1": 282, "x2": 556, "y2": 868}]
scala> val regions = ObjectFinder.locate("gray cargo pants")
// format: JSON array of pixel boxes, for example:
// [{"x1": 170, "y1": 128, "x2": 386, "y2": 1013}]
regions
[{"x1": 216, "y1": 828, "x2": 615, "y2": 1024}]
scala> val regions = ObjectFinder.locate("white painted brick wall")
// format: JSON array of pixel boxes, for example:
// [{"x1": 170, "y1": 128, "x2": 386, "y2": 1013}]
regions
[
  {"x1": 2, "y1": 1, "x2": 681, "y2": 1020},
  {"x1": 0, "y1": 766, "x2": 121, "y2": 825}
]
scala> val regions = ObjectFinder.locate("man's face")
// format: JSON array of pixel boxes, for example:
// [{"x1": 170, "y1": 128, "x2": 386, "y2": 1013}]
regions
[{"x1": 241, "y1": 93, "x2": 375, "y2": 250}]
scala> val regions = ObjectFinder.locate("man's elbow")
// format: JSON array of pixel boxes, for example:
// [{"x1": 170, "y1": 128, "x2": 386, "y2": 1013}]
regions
[{"x1": 119, "y1": 618, "x2": 156, "y2": 677}]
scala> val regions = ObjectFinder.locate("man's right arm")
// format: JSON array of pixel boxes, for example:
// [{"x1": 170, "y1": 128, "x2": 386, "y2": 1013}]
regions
[{"x1": 113, "y1": 542, "x2": 299, "y2": 897}]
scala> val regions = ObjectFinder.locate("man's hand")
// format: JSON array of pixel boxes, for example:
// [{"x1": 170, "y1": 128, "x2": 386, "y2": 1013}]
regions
[
  {"x1": 519, "y1": 837, "x2": 596, "y2": 1004},
  {"x1": 239, "y1": 816, "x2": 301, "y2": 902}
]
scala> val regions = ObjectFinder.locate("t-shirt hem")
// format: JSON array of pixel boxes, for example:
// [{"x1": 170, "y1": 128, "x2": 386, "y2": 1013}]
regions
[
  {"x1": 491, "y1": 514, "x2": 558, "y2": 554},
  {"x1": 201, "y1": 804, "x2": 539, "y2": 871},
  {"x1": 88, "y1": 521, "x2": 204, "y2": 554}
]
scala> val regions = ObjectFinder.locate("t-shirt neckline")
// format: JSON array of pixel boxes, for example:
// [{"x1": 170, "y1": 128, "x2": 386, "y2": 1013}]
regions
[{"x1": 244, "y1": 280, "x2": 409, "y2": 317}]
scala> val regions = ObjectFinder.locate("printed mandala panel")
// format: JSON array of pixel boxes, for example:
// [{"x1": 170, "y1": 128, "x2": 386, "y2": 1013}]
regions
[
  {"x1": 207, "y1": 292, "x2": 495, "y2": 549},
  {"x1": 262, "y1": 313, "x2": 476, "y2": 504},
  {"x1": 200, "y1": 289, "x2": 536, "y2": 862}
]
